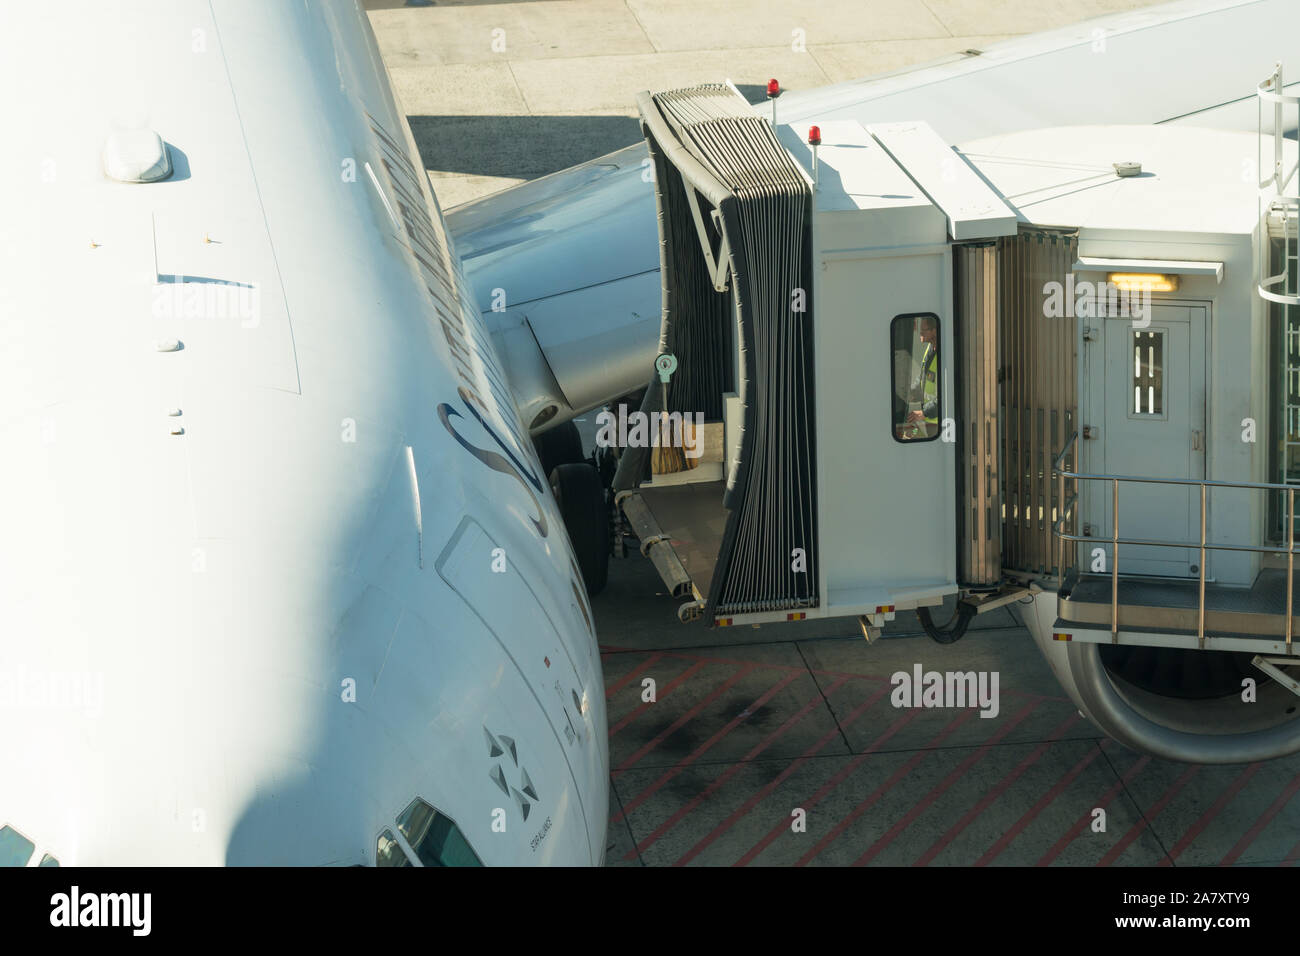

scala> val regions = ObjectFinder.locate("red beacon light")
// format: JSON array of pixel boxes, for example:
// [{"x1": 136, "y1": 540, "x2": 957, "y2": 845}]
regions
[
  {"x1": 765, "y1": 78, "x2": 782, "y2": 125},
  {"x1": 808, "y1": 125, "x2": 822, "y2": 189}
]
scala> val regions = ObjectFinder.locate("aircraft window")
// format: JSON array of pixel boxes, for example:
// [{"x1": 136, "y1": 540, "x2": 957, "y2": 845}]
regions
[
  {"x1": 376, "y1": 829, "x2": 413, "y2": 867},
  {"x1": 890, "y1": 313, "x2": 941, "y2": 443},
  {"x1": 396, "y1": 798, "x2": 483, "y2": 867},
  {"x1": 0, "y1": 825, "x2": 35, "y2": 867}
]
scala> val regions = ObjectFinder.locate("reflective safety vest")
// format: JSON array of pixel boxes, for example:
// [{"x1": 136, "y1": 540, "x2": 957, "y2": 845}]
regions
[{"x1": 921, "y1": 343, "x2": 937, "y2": 424}]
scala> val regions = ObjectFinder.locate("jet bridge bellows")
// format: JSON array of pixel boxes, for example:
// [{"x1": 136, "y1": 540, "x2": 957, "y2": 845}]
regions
[{"x1": 618, "y1": 84, "x2": 818, "y2": 620}]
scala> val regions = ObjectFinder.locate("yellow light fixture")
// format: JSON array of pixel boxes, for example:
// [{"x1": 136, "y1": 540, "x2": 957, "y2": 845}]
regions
[{"x1": 1107, "y1": 272, "x2": 1179, "y2": 292}]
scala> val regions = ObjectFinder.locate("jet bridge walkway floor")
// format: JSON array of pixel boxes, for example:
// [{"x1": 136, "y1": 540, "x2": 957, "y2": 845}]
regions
[
  {"x1": 635, "y1": 480, "x2": 728, "y2": 600},
  {"x1": 595, "y1": 554, "x2": 1300, "y2": 866}
]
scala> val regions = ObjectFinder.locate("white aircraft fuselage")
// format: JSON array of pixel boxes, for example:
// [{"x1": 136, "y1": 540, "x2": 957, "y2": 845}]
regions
[{"x1": 0, "y1": 0, "x2": 607, "y2": 865}]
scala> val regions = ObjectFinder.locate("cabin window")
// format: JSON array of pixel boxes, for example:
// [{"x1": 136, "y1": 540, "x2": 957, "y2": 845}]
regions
[
  {"x1": 396, "y1": 798, "x2": 483, "y2": 867},
  {"x1": 890, "y1": 313, "x2": 941, "y2": 443},
  {"x1": 0, "y1": 825, "x2": 35, "y2": 867},
  {"x1": 376, "y1": 829, "x2": 413, "y2": 867},
  {"x1": 1131, "y1": 329, "x2": 1164, "y2": 416}
]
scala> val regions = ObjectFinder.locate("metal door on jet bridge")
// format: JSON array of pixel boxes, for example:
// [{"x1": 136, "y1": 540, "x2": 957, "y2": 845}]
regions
[{"x1": 1089, "y1": 302, "x2": 1206, "y2": 578}]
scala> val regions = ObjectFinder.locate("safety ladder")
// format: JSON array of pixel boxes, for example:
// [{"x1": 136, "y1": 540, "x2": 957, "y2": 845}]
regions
[{"x1": 1258, "y1": 65, "x2": 1300, "y2": 529}]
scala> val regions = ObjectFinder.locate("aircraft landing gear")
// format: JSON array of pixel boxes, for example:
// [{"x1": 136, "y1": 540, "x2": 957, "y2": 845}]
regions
[
  {"x1": 550, "y1": 462, "x2": 610, "y2": 597},
  {"x1": 533, "y1": 420, "x2": 585, "y2": 478}
]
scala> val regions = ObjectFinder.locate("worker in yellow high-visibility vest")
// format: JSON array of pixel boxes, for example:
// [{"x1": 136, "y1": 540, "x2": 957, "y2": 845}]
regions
[{"x1": 906, "y1": 316, "x2": 939, "y2": 437}]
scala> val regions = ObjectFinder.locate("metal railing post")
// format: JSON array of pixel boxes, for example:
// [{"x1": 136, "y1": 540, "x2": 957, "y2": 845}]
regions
[
  {"x1": 1058, "y1": 459, "x2": 1065, "y2": 587},
  {"x1": 1075, "y1": 435, "x2": 1080, "y2": 582},
  {"x1": 1111, "y1": 477, "x2": 1119, "y2": 643},
  {"x1": 1198, "y1": 484, "x2": 1207, "y2": 649},
  {"x1": 1050, "y1": 431, "x2": 1079, "y2": 589}
]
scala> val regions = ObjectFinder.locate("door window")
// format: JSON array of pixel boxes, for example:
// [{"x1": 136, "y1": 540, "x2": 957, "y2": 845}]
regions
[
  {"x1": 890, "y1": 313, "x2": 941, "y2": 442},
  {"x1": 1131, "y1": 329, "x2": 1165, "y2": 417}
]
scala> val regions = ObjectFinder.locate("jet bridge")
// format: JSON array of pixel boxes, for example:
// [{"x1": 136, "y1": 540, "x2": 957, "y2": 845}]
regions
[
  {"x1": 615, "y1": 84, "x2": 1016, "y2": 630},
  {"x1": 603, "y1": 68, "x2": 1300, "y2": 763}
]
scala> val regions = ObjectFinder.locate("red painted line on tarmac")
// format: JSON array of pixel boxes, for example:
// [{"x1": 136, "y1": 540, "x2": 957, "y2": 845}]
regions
[
  {"x1": 797, "y1": 668, "x2": 1059, "y2": 702},
  {"x1": 1037, "y1": 756, "x2": 1151, "y2": 866},
  {"x1": 613, "y1": 664, "x2": 759, "y2": 773},
  {"x1": 1284, "y1": 835, "x2": 1300, "y2": 864},
  {"x1": 603, "y1": 652, "x2": 664, "y2": 699},
  {"x1": 1099, "y1": 764, "x2": 1199, "y2": 867},
  {"x1": 672, "y1": 681, "x2": 891, "y2": 866},
  {"x1": 847, "y1": 701, "x2": 1040, "y2": 867},
  {"x1": 976, "y1": 743, "x2": 1104, "y2": 865},
  {"x1": 612, "y1": 669, "x2": 802, "y2": 822},
  {"x1": 912, "y1": 711, "x2": 1083, "y2": 866},
  {"x1": 1159, "y1": 763, "x2": 1262, "y2": 866},
  {"x1": 656, "y1": 649, "x2": 811, "y2": 674},
  {"x1": 641, "y1": 649, "x2": 1060, "y2": 702},
  {"x1": 775, "y1": 709, "x2": 976, "y2": 868},
  {"x1": 1220, "y1": 772, "x2": 1300, "y2": 866},
  {"x1": 608, "y1": 660, "x2": 709, "y2": 738},
  {"x1": 628, "y1": 677, "x2": 851, "y2": 861}
]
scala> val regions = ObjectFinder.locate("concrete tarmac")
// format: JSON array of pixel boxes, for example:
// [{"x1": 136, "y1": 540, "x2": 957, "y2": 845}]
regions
[
  {"x1": 595, "y1": 556, "x2": 1300, "y2": 866},
  {"x1": 367, "y1": 0, "x2": 1154, "y2": 208}
]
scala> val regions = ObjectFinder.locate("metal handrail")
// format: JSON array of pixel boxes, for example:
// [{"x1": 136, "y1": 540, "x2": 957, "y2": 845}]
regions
[
  {"x1": 1051, "y1": 431, "x2": 1078, "y2": 475},
  {"x1": 1054, "y1": 432, "x2": 1080, "y2": 593},
  {"x1": 1056, "y1": 532, "x2": 1300, "y2": 556},
  {"x1": 1051, "y1": 430, "x2": 1300, "y2": 651},
  {"x1": 1060, "y1": 467, "x2": 1300, "y2": 493}
]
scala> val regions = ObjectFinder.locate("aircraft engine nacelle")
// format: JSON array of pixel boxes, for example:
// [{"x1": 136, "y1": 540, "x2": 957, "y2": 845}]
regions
[{"x1": 448, "y1": 146, "x2": 662, "y2": 432}]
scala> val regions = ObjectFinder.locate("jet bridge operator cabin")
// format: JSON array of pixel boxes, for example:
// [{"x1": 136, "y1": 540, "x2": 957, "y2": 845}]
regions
[{"x1": 608, "y1": 70, "x2": 1300, "y2": 764}]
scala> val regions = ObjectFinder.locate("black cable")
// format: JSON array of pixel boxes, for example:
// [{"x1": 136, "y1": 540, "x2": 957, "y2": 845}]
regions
[{"x1": 917, "y1": 602, "x2": 976, "y2": 644}]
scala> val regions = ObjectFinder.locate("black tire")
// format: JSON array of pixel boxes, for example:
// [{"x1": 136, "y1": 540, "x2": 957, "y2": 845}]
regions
[
  {"x1": 534, "y1": 421, "x2": 585, "y2": 478},
  {"x1": 594, "y1": 441, "x2": 619, "y2": 488},
  {"x1": 550, "y1": 462, "x2": 609, "y2": 596}
]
